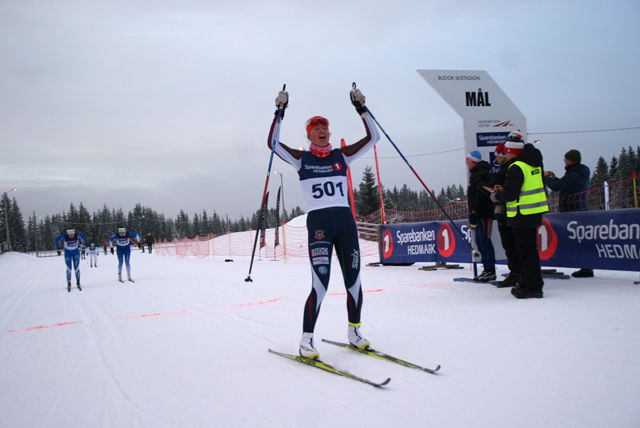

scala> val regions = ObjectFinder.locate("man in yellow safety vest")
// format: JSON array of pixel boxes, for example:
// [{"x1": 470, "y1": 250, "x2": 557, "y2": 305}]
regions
[{"x1": 491, "y1": 131, "x2": 549, "y2": 299}]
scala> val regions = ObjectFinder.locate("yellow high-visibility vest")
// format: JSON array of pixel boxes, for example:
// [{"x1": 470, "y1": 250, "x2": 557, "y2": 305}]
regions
[{"x1": 506, "y1": 161, "x2": 549, "y2": 217}]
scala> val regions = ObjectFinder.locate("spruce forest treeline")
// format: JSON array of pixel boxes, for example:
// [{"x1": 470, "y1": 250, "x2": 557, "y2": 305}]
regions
[{"x1": 2, "y1": 145, "x2": 639, "y2": 252}]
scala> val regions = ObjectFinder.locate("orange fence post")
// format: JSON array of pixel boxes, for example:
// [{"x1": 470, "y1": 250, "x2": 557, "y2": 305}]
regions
[
  {"x1": 633, "y1": 173, "x2": 638, "y2": 208},
  {"x1": 281, "y1": 221, "x2": 287, "y2": 263}
]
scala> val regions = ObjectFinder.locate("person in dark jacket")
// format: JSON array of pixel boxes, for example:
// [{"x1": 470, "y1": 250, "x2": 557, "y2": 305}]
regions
[
  {"x1": 544, "y1": 149, "x2": 592, "y2": 277},
  {"x1": 491, "y1": 132, "x2": 549, "y2": 298},
  {"x1": 544, "y1": 149, "x2": 590, "y2": 211},
  {"x1": 145, "y1": 234, "x2": 154, "y2": 254},
  {"x1": 466, "y1": 150, "x2": 496, "y2": 281},
  {"x1": 491, "y1": 143, "x2": 520, "y2": 287}
]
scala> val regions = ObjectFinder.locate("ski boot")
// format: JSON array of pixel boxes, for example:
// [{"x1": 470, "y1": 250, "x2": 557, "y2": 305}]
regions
[
  {"x1": 299, "y1": 332, "x2": 319, "y2": 359},
  {"x1": 348, "y1": 323, "x2": 370, "y2": 350}
]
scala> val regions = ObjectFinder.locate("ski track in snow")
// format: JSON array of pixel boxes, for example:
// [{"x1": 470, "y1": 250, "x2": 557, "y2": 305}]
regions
[
  {"x1": 1, "y1": 250, "x2": 640, "y2": 427},
  {"x1": 73, "y1": 291, "x2": 146, "y2": 427}
]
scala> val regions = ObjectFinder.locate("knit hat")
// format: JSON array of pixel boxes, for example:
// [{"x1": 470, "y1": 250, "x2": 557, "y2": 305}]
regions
[
  {"x1": 495, "y1": 142, "x2": 506, "y2": 157},
  {"x1": 306, "y1": 116, "x2": 329, "y2": 135},
  {"x1": 564, "y1": 149, "x2": 581, "y2": 164},
  {"x1": 466, "y1": 150, "x2": 482, "y2": 163},
  {"x1": 503, "y1": 130, "x2": 525, "y2": 154}
]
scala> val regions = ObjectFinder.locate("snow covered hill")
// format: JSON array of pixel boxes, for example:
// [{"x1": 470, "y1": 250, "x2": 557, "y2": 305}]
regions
[{"x1": 1, "y1": 250, "x2": 639, "y2": 427}]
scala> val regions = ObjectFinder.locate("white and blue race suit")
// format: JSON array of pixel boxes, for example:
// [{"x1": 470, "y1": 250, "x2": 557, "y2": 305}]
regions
[
  {"x1": 267, "y1": 110, "x2": 380, "y2": 333},
  {"x1": 108, "y1": 231, "x2": 140, "y2": 276},
  {"x1": 54, "y1": 232, "x2": 87, "y2": 284}
]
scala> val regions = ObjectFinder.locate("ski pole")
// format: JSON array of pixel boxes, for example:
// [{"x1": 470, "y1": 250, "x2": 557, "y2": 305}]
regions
[
  {"x1": 362, "y1": 102, "x2": 473, "y2": 252},
  {"x1": 245, "y1": 84, "x2": 286, "y2": 282}
]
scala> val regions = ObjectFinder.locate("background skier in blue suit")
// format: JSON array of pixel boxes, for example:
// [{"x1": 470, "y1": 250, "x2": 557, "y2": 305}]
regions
[
  {"x1": 54, "y1": 228, "x2": 87, "y2": 292},
  {"x1": 108, "y1": 227, "x2": 140, "y2": 282}
]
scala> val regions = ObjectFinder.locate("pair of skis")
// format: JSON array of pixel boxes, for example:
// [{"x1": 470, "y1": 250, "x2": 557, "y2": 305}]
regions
[{"x1": 269, "y1": 339, "x2": 440, "y2": 388}]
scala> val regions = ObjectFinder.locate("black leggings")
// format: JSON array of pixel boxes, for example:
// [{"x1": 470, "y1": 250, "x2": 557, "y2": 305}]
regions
[{"x1": 303, "y1": 207, "x2": 363, "y2": 333}]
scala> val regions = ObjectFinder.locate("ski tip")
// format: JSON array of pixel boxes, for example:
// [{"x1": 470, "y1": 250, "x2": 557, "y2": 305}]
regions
[{"x1": 377, "y1": 377, "x2": 391, "y2": 387}]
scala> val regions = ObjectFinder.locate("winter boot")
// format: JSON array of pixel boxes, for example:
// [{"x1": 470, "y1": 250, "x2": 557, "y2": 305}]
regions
[
  {"x1": 348, "y1": 323, "x2": 370, "y2": 350},
  {"x1": 475, "y1": 270, "x2": 496, "y2": 282},
  {"x1": 473, "y1": 270, "x2": 489, "y2": 281},
  {"x1": 571, "y1": 268, "x2": 594, "y2": 278},
  {"x1": 299, "y1": 332, "x2": 319, "y2": 359},
  {"x1": 511, "y1": 286, "x2": 543, "y2": 299},
  {"x1": 67, "y1": 280, "x2": 71, "y2": 293},
  {"x1": 496, "y1": 272, "x2": 519, "y2": 288}
]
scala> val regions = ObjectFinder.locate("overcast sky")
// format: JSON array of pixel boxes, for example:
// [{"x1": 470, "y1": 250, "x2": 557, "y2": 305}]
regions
[{"x1": 2, "y1": 0, "x2": 639, "y2": 221}]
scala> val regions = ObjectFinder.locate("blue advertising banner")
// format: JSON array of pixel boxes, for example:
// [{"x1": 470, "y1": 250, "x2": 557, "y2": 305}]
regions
[
  {"x1": 539, "y1": 208, "x2": 639, "y2": 271},
  {"x1": 379, "y1": 220, "x2": 475, "y2": 264},
  {"x1": 379, "y1": 209, "x2": 640, "y2": 271}
]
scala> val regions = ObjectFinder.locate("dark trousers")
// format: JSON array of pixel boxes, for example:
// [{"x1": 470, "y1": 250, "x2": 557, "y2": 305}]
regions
[
  {"x1": 474, "y1": 217, "x2": 496, "y2": 272},
  {"x1": 512, "y1": 226, "x2": 543, "y2": 292},
  {"x1": 303, "y1": 207, "x2": 362, "y2": 333},
  {"x1": 497, "y1": 221, "x2": 520, "y2": 274}
]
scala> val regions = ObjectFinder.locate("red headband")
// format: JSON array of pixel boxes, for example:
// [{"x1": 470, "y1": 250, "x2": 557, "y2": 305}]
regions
[{"x1": 306, "y1": 116, "x2": 328, "y2": 135}]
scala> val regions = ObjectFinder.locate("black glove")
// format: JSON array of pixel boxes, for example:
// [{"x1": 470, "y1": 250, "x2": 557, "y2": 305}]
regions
[
  {"x1": 110, "y1": 247, "x2": 114, "y2": 254},
  {"x1": 57, "y1": 249, "x2": 61, "y2": 256},
  {"x1": 350, "y1": 88, "x2": 367, "y2": 114}
]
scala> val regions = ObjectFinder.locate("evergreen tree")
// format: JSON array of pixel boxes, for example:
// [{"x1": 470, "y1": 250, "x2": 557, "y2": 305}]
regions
[
  {"x1": 609, "y1": 156, "x2": 619, "y2": 182},
  {"x1": 590, "y1": 156, "x2": 609, "y2": 189},
  {"x1": 42, "y1": 216, "x2": 56, "y2": 250},
  {"x1": 355, "y1": 166, "x2": 379, "y2": 216},
  {"x1": 201, "y1": 210, "x2": 210, "y2": 236},
  {"x1": 211, "y1": 212, "x2": 224, "y2": 235},
  {"x1": 9, "y1": 197, "x2": 27, "y2": 251},
  {"x1": 175, "y1": 210, "x2": 190, "y2": 238},
  {"x1": 192, "y1": 213, "x2": 201, "y2": 237},
  {"x1": 0, "y1": 192, "x2": 10, "y2": 247},
  {"x1": 618, "y1": 147, "x2": 634, "y2": 181},
  {"x1": 26, "y1": 213, "x2": 38, "y2": 252}
]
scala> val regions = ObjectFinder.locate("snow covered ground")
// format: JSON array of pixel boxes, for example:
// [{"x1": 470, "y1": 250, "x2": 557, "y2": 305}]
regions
[{"x1": 1, "y1": 241, "x2": 639, "y2": 427}]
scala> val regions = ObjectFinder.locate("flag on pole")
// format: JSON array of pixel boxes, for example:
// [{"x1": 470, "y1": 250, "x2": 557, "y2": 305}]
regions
[
  {"x1": 259, "y1": 191, "x2": 269, "y2": 248},
  {"x1": 341, "y1": 139, "x2": 357, "y2": 221},
  {"x1": 274, "y1": 187, "x2": 281, "y2": 246}
]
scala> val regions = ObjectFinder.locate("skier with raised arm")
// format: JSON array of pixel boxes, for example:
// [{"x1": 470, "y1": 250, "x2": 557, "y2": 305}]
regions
[{"x1": 267, "y1": 85, "x2": 380, "y2": 359}]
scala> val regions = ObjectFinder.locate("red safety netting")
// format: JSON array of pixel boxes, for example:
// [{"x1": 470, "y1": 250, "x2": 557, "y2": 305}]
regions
[
  {"x1": 154, "y1": 175, "x2": 639, "y2": 262},
  {"x1": 155, "y1": 221, "x2": 380, "y2": 261}
]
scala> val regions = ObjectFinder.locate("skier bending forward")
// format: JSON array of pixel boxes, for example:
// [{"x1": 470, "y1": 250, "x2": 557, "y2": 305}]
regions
[
  {"x1": 268, "y1": 86, "x2": 380, "y2": 359},
  {"x1": 55, "y1": 228, "x2": 87, "y2": 292},
  {"x1": 108, "y1": 227, "x2": 140, "y2": 282}
]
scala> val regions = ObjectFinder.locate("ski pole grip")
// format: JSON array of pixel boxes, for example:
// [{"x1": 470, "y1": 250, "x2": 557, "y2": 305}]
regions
[{"x1": 277, "y1": 83, "x2": 287, "y2": 109}]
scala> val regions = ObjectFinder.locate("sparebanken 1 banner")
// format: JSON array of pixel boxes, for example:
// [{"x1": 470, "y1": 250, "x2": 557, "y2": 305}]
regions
[{"x1": 378, "y1": 208, "x2": 640, "y2": 271}]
